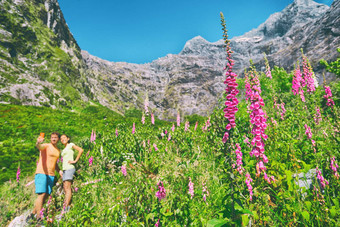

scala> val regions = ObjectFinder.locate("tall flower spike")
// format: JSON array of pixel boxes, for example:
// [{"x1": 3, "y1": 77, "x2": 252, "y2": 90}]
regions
[
  {"x1": 247, "y1": 64, "x2": 273, "y2": 183},
  {"x1": 132, "y1": 123, "x2": 136, "y2": 134},
  {"x1": 324, "y1": 85, "x2": 335, "y2": 107},
  {"x1": 142, "y1": 114, "x2": 145, "y2": 124},
  {"x1": 220, "y1": 12, "x2": 239, "y2": 143},
  {"x1": 16, "y1": 166, "x2": 20, "y2": 183},
  {"x1": 188, "y1": 177, "x2": 194, "y2": 199},
  {"x1": 263, "y1": 53, "x2": 272, "y2": 79},
  {"x1": 177, "y1": 111, "x2": 181, "y2": 126},
  {"x1": 144, "y1": 93, "x2": 149, "y2": 114},
  {"x1": 151, "y1": 112, "x2": 155, "y2": 125},
  {"x1": 155, "y1": 181, "x2": 166, "y2": 201},
  {"x1": 301, "y1": 49, "x2": 317, "y2": 93}
]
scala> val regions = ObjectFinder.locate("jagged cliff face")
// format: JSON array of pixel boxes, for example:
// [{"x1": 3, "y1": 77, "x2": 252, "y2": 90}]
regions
[
  {"x1": 0, "y1": 0, "x2": 92, "y2": 108},
  {"x1": 0, "y1": 0, "x2": 339, "y2": 119},
  {"x1": 83, "y1": 0, "x2": 339, "y2": 119}
]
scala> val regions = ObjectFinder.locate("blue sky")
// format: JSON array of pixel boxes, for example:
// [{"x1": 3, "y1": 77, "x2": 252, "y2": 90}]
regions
[{"x1": 58, "y1": 0, "x2": 333, "y2": 64}]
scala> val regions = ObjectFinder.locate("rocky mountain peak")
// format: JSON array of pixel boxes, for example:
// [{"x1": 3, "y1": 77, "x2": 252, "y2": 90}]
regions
[{"x1": 241, "y1": 0, "x2": 329, "y2": 39}]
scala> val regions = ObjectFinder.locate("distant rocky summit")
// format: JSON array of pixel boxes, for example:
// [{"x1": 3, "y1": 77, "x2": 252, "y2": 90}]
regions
[{"x1": 1, "y1": 0, "x2": 339, "y2": 119}]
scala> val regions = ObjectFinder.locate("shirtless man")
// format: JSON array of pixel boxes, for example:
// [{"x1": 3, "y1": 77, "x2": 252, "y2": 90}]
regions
[{"x1": 27, "y1": 132, "x2": 62, "y2": 221}]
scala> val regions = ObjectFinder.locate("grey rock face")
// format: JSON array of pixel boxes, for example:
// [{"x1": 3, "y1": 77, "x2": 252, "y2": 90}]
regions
[{"x1": 83, "y1": 0, "x2": 339, "y2": 119}]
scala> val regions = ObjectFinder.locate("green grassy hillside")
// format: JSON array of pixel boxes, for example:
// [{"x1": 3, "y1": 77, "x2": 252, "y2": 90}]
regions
[
  {"x1": 1, "y1": 64, "x2": 339, "y2": 226},
  {"x1": 0, "y1": 103, "x2": 175, "y2": 184}
]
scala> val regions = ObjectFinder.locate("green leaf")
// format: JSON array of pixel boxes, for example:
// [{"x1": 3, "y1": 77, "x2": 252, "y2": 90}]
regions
[
  {"x1": 301, "y1": 211, "x2": 310, "y2": 222},
  {"x1": 242, "y1": 215, "x2": 249, "y2": 226},
  {"x1": 207, "y1": 219, "x2": 229, "y2": 227},
  {"x1": 240, "y1": 209, "x2": 253, "y2": 215},
  {"x1": 305, "y1": 201, "x2": 312, "y2": 211},
  {"x1": 330, "y1": 206, "x2": 336, "y2": 218},
  {"x1": 145, "y1": 213, "x2": 154, "y2": 223}
]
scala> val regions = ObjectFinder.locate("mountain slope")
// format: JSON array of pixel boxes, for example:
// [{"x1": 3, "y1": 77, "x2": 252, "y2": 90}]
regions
[{"x1": 0, "y1": 0, "x2": 93, "y2": 109}]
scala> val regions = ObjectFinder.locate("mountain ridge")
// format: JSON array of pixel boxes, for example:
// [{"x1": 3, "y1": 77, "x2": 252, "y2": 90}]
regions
[{"x1": 0, "y1": 0, "x2": 339, "y2": 119}]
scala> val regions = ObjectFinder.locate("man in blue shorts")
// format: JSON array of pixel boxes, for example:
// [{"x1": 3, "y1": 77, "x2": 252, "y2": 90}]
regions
[{"x1": 26, "y1": 132, "x2": 62, "y2": 222}]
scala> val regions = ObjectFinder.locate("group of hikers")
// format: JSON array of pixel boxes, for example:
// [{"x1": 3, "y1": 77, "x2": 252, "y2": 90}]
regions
[{"x1": 26, "y1": 132, "x2": 84, "y2": 223}]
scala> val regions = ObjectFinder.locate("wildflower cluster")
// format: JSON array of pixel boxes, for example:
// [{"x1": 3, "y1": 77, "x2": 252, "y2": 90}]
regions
[
  {"x1": 220, "y1": 12, "x2": 239, "y2": 143},
  {"x1": 245, "y1": 173, "x2": 253, "y2": 201},
  {"x1": 232, "y1": 143, "x2": 243, "y2": 174},
  {"x1": 155, "y1": 181, "x2": 166, "y2": 201},
  {"x1": 185, "y1": 121, "x2": 190, "y2": 131},
  {"x1": 324, "y1": 85, "x2": 335, "y2": 107},
  {"x1": 132, "y1": 123, "x2": 135, "y2": 134},
  {"x1": 330, "y1": 156, "x2": 339, "y2": 179},
  {"x1": 151, "y1": 112, "x2": 155, "y2": 125},
  {"x1": 316, "y1": 167, "x2": 329, "y2": 189},
  {"x1": 302, "y1": 52, "x2": 316, "y2": 93},
  {"x1": 292, "y1": 64, "x2": 305, "y2": 102},
  {"x1": 81, "y1": 178, "x2": 103, "y2": 186},
  {"x1": 90, "y1": 129, "x2": 96, "y2": 143},
  {"x1": 247, "y1": 67, "x2": 270, "y2": 171},
  {"x1": 202, "y1": 182, "x2": 209, "y2": 204},
  {"x1": 16, "y1": 166, "x2": 20, "y2": 183},
  {"x1": 188, "y1": 177, "x2": 194, "y2": 199},
  {"x1": 89, "y1": 156, "x2": 93, "y2": 166},
  {"x1": 314, "y1": 106, "x2": 322, "y2": 125},
  {"x1": 264, "y1": 53, "x2": 272, "y2": 79},
  {"x1": 274, "y1": 99, "x2": 286, "y2": 120},
  {"x1": 177, "y1": 111, "x2": 180, "y2": 126},
  {"x1": 121, "y1": 165, "x2": 127, "y2": 176},
  {"x1": 304, "y1": 124, "x2": 312, "y2": 139}
]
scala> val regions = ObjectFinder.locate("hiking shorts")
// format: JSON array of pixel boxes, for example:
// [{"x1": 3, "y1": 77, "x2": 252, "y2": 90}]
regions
[
  {"x1": 35, "y1": 174, "x2": 55, "y2": 194},
  {"x1": 63, "y1": 168, "x2": 76, "y2": 181}
]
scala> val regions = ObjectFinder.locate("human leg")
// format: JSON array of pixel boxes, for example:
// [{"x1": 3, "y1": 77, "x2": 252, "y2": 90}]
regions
[
  {"x1": 33, "y1": 193, "x2": 48, "y2": 215},
  {"x1": 63, "y1": 180, "x2": 72, "y2": 208}
]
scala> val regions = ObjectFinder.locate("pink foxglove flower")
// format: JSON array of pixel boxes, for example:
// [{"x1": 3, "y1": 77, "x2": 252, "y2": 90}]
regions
[
  {"x1": 233, "y1": 143, "x2": 244, "y2": 174},
  {"x1": 304, "y1": 124, "x2": 312, "y2": 139},
  {"x1": 151, "y1": 112, "x2": 155, "y2": 125},
  {"x1": 280, "y1": 103, "x2": 286, "y2": 120},
  {"x1": 245, "y1": 173, "x2": 253, "y2": 201},
  {"x1": 74, "y1": 187, "x2": 79, "y2": 192},
  {"x1": 314, "y1": 106, "x2": 322, "y2": 125},
  {"x1": 155, "y1": 181, "x2": 166, "y2": 201},
  {"x1": 264, "y1": 54, "x2": 272, "y2": 79},
  {"x1": 144, "y1": 96, "x2": 149, "y2": 114},
  {"x1": 302, "y1": 53, "x2": 316, "y2": 94},
  {"x1": 202, "y1": 182, "x2": 209, "y2": 204},
  {"x1": 188, "y1": 177, "x2": 194, "y2": 199},
  {"x1": 153, "y1": 143, "x2": 158, "y2": 151},
  {"x1": 16, "y1": 166, "x2": 20, "y2": 183},
  {"x1": 194, "y1": 121, "x2": 198, "y2": 131},
  {"x1": 132, "y1": 123, "x2": 135, "y2": 134},
  {"x1": 115, "y1": 128, "x2": 118, "y2": 137},
  {"x1": 89, "y1": 156, "x2": 93, "y2": 166},
  {"x1": 292, "y1": 66, "x2": 305, "y2": 102},
  {"x1": 121, "y1": 165, "x2": 127, "y2": 176},
  {"x1": 177, "y1": 111, "x2": 180, "y2": 126},
  {"x1": 185, "y1": 121, "x2": 190, "y2": 131},
  {"x1": 142, "y1": 114, "x2": 145, "y2": 124},
  {"x1": 171, "y1": 123, "x2": 175, "y2": 132},
  {"x1": 168, "y1": 133, "x2": 171, "y2": 141},
  {"x1": 221, "y1": 13, "x2": 239, "y2": 143},
  {"x1": 155, "y1": 219, "x2": 160, "y2": 227},
  {"x1": 331, "y1": 156, "x2": 339, "y2": 179},
  {"x1": 316, "y1": 167, "x2": 329, "y2": 189},
  {"x1": 324, "y1": 86, "x2": 335, "y2": 107},
  {"x1": 90, "y1": 129, "x2": 96, "y2": 143}
]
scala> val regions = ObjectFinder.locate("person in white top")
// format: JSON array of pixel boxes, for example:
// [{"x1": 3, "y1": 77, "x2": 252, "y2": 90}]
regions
[{"x1": 60, "y1": 134, "x2": 83, "y2": 212}]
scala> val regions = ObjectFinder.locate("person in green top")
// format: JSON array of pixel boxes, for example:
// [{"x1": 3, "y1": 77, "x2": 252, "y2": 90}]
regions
[{"x1": 60, "y1": 134, "x2": 83, "y2": 212}]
